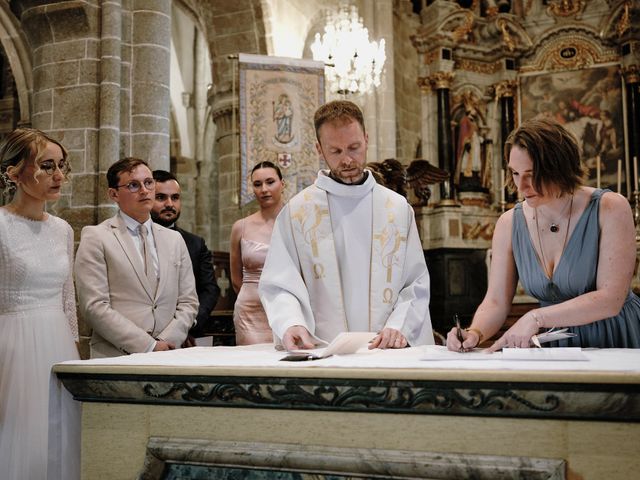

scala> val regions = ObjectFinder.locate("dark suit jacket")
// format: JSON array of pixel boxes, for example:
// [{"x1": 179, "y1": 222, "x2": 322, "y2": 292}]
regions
[{"x1": 174, "y1": 226, "x2": 220, "y2": 336}]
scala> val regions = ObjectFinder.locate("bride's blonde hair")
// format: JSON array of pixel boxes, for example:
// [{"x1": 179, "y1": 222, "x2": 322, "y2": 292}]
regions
[{"x1": 0, "y1": 128, "x2": 69, "y2": 194}]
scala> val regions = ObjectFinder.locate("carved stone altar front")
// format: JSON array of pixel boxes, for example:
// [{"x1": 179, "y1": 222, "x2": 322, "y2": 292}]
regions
[{"x1": 54, "y1": 350, "x2": 640, "y2": 480}]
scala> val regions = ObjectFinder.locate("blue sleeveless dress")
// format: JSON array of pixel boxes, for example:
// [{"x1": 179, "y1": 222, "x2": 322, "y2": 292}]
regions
[{"x1": 512, "y1": 189, "x2": 640, "y2": 347}]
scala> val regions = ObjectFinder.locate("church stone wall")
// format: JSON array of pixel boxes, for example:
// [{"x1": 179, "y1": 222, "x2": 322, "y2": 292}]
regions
[
  {"x1": 12, "y1": 0, "x2": 172, "y2": 237},
  {"x1": 200, "y1": 0, "x2": 268, "y2": 251},
  {"x1": 393, "y1": 0, "x2": 421, "y2": 162},
  {"x1": 18, "y1": 1, "x2": 103, "y2": 232}
]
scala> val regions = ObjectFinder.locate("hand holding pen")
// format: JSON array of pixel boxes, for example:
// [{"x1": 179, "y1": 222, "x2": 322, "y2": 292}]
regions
[
  {"x1": 455, "y1": 314, "x2": 465, "y2": 353},
  {"x1": 446, "y1": 314, "x2": 484, "y2": 352}
]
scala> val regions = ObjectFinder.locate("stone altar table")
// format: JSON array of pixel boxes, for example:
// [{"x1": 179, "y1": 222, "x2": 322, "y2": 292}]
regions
[{"x1": 53, "y1": 345, "x2": 640, "y2": 479}]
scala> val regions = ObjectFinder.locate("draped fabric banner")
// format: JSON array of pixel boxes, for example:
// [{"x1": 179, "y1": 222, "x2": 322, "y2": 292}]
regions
[{"x1": 239, "y1": 53, "x2": 325, "y2": 205}]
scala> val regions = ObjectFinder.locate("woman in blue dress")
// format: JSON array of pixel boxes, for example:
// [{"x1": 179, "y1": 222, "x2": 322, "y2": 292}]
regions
[{"x1": 447, "y1": 117, "x2": 640, "y2": 351}]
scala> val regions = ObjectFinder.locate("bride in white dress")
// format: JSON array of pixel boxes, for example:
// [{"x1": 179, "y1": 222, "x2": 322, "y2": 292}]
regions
[{"x1": 0, "y1": 128, "x2": 80, "y2": 480}]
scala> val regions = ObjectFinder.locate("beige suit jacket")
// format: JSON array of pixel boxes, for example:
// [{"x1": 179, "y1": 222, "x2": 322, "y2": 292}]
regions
[{"x1": 75, "y1": 213, "x2": 198, "y2": 358}]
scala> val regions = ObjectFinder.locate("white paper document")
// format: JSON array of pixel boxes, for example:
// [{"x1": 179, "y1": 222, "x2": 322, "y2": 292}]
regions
[
  {"x1": 421, "y1": 345, "x2": 589, "y2": 361},
  {"x1": 281, "y1": 332, "x2": 376, "y2": 361}
]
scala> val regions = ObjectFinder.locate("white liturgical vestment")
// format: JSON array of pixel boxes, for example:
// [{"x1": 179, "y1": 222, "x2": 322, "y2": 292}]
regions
[{"x1": 258, "y1": 170, "x2": 434, "y2": 346}]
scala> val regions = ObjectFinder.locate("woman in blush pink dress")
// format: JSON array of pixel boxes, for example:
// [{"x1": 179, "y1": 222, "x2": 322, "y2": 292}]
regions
[{"x1": 229, "y1": 161, "x2": 285, "y2": 345}]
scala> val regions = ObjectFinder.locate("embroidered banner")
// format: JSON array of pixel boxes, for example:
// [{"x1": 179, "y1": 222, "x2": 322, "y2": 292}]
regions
[{"x1": 239, "y1": 53, "x2": 325, "y2": 205}]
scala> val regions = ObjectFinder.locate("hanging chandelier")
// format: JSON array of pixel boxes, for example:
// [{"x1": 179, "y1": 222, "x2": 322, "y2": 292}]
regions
[{"x1": 310, "y1": 4, "x2": 386, "y2": 95}]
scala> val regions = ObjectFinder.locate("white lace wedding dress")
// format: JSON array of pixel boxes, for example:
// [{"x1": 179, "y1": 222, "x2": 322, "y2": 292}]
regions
[{"x1": 0, "y1": 209, "x2": 80, "y2": 480}]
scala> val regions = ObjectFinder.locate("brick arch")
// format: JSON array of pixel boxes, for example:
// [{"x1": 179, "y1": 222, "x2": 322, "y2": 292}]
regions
[{"x1": 0, "y1": 2, "x2": 32, "y2": 125}]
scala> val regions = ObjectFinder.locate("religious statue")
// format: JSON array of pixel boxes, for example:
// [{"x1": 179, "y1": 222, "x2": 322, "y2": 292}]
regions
[
  {"x1": 273, "y1": 93, "x2": 294, "y2": 144},
  {"x1": 453, "y1": 105, "x2": 487, "y2": 191},
  {"x1": 367, "y1": 159, "x2": 449, "y2": 207}
]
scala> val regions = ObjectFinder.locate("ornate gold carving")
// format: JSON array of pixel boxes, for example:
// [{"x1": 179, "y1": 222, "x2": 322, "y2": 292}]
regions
[
  {"x1": 417, "y1": 77, "x2": 431, "y2": 93},
  {"x1": 456, "y1": 59, "x2": 501, "y2": 74},
  {"x1": 520, "y1": 37, "x2": 617, "y2": 73},
  {"x1": 546, "y1": 0, "x2": 584, "y2": 18},
  {"x1": 547, "y1": 42, "x2": 596, "y2": 69},
  {"x1": 486, "y1": 6, "x2": 499, "y2": 18},
  {"x1": 617, "y1": 0, "x2": 631, "y2": 38},
  {"x1": 622, "y1": 65, "x2": 640, "y2": 85},
  {"x1": 497, "y1": 18, "x2": 515, "y2": 52},
  {"x1": 452, "y1": 11, "x2": 475, "y2": 43},
  {"x1": 422, "y1": 49, "x2": 439, "y2": 65},
  {"x1": 430, "y1": 71, "x2": 455, "y2": 89},
  {"x1": 493, "y1": 80, "x2": 517, "y2": 99}
]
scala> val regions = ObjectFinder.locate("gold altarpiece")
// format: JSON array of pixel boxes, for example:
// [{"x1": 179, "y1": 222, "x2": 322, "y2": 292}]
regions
[{"x1": 407, "y1": 0, "x2": 640, "y2": 335}]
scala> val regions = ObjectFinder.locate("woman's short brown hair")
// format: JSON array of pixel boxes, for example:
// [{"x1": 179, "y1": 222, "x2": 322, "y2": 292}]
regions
[{"x1": 504, "y1": 117, "x2": 588, "y2": 195}]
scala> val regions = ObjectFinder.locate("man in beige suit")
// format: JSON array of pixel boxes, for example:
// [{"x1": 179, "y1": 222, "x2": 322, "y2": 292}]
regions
[{"x1": 75, "y1": 157, "x2": 198, "y2": 358}]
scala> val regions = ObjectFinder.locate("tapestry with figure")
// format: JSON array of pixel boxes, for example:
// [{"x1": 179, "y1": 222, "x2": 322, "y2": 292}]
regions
[{"x1": 239, "y1": 53, "x2": 325, "y2": 206}]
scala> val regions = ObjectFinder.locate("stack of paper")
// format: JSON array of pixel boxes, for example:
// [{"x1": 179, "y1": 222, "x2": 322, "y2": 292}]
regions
[{"x1": 281, "y1": 332, "x2": 376, "y2": 361}]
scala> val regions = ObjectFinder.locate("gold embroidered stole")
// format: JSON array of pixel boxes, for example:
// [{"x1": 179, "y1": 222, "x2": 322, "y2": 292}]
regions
[
  {"x1": 370, "y1": 190, "x2": 410, "y2": 331},
  {"x1": 288, "y1": 184, "x2": 409, "y2": 340}
]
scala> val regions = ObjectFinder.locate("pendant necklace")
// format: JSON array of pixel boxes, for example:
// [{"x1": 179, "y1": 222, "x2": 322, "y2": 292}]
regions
[
  {"x1": 534, "y1": 195, "x2": 573, "y2": 233},
  {"x1": 534, "y1": 195, "x2": 574, "y2": 279}
]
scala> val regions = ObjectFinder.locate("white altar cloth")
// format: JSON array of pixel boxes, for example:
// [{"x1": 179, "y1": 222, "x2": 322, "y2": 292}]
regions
[{"x1": 58, "y1": 344, "x2": 640, "y2": 374}]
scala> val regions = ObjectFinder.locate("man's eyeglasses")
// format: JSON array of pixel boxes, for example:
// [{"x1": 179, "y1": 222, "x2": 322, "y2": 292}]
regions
[
  {"x1": 39, "y1": 159, "x2": 70, "y2": 176},
  {"x1": 115, "y1": 178, "x2": 155, "y2": 193}
]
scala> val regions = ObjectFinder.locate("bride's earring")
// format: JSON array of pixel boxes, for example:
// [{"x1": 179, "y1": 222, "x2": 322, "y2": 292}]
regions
[{"x1": 5, "y1": 166, "x2": 19, "y2": 185}]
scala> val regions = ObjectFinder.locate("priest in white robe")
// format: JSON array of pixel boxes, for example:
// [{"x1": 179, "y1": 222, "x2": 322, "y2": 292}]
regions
[{"x1": 258, "y1": 100, "x2": 434, "y2": 350}]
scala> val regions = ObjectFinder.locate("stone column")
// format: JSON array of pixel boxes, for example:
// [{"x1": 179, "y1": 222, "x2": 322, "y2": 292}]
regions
[
  {"x1": 624, "y1": 65, "x2": 640, "y2": 191},
  {"x1": 210, "y1": 91, "x2": 240, "y2": 251},
  {"x1": 432, "y1": 71, "x2": 455, "y2": 204},
  {"x1": 97, "y1": 0, "x2": 122, "y2": 223},
  {"x1": 362, "y1": 0, "x2": 396, "y2": 160},
  {"x1": 416, "y1": 76, "x2": 440, "y2": 203},
  {"x1": 17, "y1": 1, "x2": 104, "y2": 231},
  {"x1": 194, "y1": 30, "x2": 212, "y2": 244},
  {"x1": 128, "y1": 0, "x2": 171, "y2": 169}
]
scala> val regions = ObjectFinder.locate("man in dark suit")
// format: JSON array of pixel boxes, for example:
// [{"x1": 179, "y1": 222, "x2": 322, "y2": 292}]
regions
[{"x1": 151, "y1": 170, "x2": 220, "y2": 343}]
